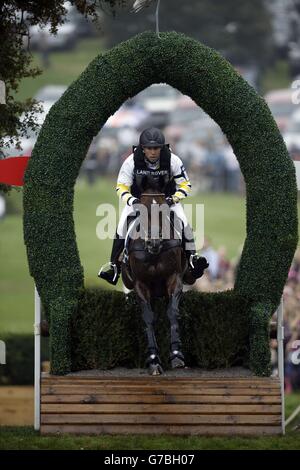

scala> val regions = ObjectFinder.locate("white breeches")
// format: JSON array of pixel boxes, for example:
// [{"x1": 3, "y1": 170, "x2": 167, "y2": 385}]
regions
[{"x1": 117, "y1": 202, "x2": 188, "y2": 238}]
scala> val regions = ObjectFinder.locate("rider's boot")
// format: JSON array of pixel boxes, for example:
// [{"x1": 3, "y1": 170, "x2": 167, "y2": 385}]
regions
[
  {"x1": 183, "y1": 224, "x2": 209, "y2": 279},
  {"x1": 98, "y1": 233, "x2": 124, "y2": 285}
]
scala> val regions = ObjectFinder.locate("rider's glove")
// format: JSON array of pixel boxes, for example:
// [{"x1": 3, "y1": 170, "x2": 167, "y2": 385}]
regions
[
  {"x1": 166, "y1": 195, "x2": 180, "y2": 206},
  {"x1": 166, "y1": 197, "x2": 174, "y2": 207}
]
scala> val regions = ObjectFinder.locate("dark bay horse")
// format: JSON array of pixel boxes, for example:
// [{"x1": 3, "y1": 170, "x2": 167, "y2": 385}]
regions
[{"x1": 121, "y1": 187, "x2": 195, "y2": 375}]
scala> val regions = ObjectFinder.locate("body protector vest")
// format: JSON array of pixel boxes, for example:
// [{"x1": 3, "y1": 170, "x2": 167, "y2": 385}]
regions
[{"x1": 130, "y1": 145, "x2": 176, "y2": 198}]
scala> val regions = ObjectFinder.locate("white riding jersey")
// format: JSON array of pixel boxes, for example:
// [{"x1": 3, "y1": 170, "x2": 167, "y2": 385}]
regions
[{"x1": 116, "y1": 152, "x2": 192, "y2": 206}]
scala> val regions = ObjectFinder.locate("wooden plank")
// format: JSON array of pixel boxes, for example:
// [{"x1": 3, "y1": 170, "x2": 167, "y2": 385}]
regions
[
  {"x1": 40, "y1": 424, "x2": 282, "y2": 435},
  {"x1": 42, "y1": 374, "x2": 279, "y2": 381},
  {"x1": 41, "y1": 394, "x2": 281, "y2": 405},
  {"x1": 42, "y1": 372, "x2": 277, "y2": 377},
  {"x1": 41, "y1": 386, "x2": 280, "y2": 396},
  {"x1": 0, "y1": 386, "x2": 34, "y2": 399},
  {"x1": 0, "y1": 387, "x2": 34, "y2": 426},
  {"x1": 42, "y1": 376, "x2": 280, "y2": 383},
  {"x1": 41, "y1": 383, "x2": 280, "y2": 391},
  {"x1": 39, "y1": 375, "x2": 282, "y2": 436},
  {"x1": 41, "y1": 413, "x2": 281, "y2": 425},
  {"x1": 40, "y1": 376, "x2": 282, "y2": 436},
  {"x1": 41, "y1": 377, "x2": 280, "y2": 384},
  {"x1": 41, "y1": 403, "x2": 281, "y2": 414},
  {"x1": 41, "y1": 379, "x2": 280, "y2": 388}
]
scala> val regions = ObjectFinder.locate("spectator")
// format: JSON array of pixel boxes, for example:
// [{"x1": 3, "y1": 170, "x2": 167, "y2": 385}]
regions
[
  {"x1": 193, "y1": 238, "x2": 300, "y2": 393},
  {"x1": 200, "y1": 237, "x2": 220, "y2": 280}
]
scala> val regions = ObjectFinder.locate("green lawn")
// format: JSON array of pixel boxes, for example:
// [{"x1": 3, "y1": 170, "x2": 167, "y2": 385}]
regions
[
  {"x1": 0, "y1": 181, "x2": 248, "y2": 334},
  {"x1": 0, "y1": 427, "x2": 299, "y2": 450},
  {"x1": 261, "y1": 60, "x2": 291, "y2": 95},
  {"x1": 15, "y1": 37, "x2": 105, "y2": 102},
  {"x1": 1, "y1": 399, "x2": 300, "y2": 449}
]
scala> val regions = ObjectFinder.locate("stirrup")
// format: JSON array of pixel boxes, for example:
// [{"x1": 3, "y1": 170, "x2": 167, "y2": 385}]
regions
[
  {"x1": 189, "y1": 253, "x2": 197, "y2": 269},
  {"x1": 98, "y1": 262, "x2": 119, "y2": 284},
  {"x1": 188, "y1": 254, "x2": 209, "y2": 279}
]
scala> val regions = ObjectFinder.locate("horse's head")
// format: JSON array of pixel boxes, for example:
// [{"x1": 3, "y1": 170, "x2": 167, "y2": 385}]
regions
[
  {"x1": 139, "y1": 187, "x2": 167, "y2": 255},
  {"x1": 139, "y1": 175, "x2": 167, "y2": 206}
]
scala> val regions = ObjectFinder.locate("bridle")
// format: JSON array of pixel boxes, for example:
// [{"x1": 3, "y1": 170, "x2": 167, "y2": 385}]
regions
[
  {"x1": 141, "y1": 193, "x2": 165, "y2": 197},
  {"x1": 139, "y1": 192, "x2": 169, "y2": 254}
]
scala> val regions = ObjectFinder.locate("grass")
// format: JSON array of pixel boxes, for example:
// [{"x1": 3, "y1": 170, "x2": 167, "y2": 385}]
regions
[
  {"x1": 0, "y1": 426, "x2": 299, "y2": 450},
  {"x1": 0, "y1": 180, "x2": 247, "y2": 334},
  {"x1": 285, "y1": 398, "x2": 300, "y2": 439},
  {"x1": 1, "y1": 417, "x2": 300, "y2": 449},
  {"x1": 261, "y1": 60, "x2": 291, "y2": 95},
  {"x1": 15, "y1": 37, "x2": 105, "y2": 102}
]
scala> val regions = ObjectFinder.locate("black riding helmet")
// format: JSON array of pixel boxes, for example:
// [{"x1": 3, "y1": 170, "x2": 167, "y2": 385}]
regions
[{"x1": 139, "y1": 128, "x2": 165, "y2": 148}]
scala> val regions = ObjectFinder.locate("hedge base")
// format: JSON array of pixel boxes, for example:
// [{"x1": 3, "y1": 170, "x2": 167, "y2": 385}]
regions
[{"x1": 68, "y1": 288, "x2": 257, "y2": 373}]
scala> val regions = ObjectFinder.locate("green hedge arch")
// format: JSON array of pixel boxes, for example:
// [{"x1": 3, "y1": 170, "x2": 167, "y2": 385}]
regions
[{"x1": 23, "y1": 31, "x2": 298, "y2": 375}]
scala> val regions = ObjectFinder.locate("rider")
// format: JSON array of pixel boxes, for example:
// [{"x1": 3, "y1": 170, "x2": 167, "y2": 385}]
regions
[{"x1": 98, "y1": 127, "x2": 205, "y2": 285}]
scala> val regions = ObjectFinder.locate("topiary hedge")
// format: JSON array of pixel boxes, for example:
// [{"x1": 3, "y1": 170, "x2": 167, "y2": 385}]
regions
[
  {"x1": 23, "y1": 31, "x2": 298, "y2": 376},
  {"x1": 71, "y1": 288, "x2": 251, "y2": 372}
]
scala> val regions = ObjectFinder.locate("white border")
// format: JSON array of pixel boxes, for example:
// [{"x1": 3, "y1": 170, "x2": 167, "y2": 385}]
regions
[{"x1": 34, "y1": 286, "x2": 41, "y2": 431}]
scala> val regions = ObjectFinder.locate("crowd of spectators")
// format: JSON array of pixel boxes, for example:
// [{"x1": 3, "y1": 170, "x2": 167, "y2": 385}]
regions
[
  {"x1": 80, "y1": 125, "x2": 245, "y2": 194},
  {"x1": 186, "y1": 239, "x2": 300, "y2": 393},
  {"x1": 277, "y1": 249, "x2": 300, "y2": 393}
]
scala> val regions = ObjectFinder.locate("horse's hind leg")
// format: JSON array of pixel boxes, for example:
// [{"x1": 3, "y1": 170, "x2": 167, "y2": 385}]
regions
[
  {"x1": 167, "y1": 274, "x2": 185, "y2": 369},
  {"x1": 135, "y1": 280, "x2": 163, "y2": 376}
]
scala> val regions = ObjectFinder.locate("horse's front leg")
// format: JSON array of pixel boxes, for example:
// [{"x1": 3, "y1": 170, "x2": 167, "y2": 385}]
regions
[
  {"x1": 135, "y1": 280, "x2": 163, "y2": 376},
  {"x1": 166, "y1": 273, "x2": 185, "y2": 369}
]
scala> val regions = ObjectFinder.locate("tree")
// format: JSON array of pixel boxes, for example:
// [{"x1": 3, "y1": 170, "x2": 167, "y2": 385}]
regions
[
  {"x1": 103, "y1": 0, "x2": 275, "y2": 68},
  {"x1": 0, "y1": 0, "x2": 274, "y2": 166},
  {"x1": 0, "y1": 1, "x2": 125, "y2": 159}
]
